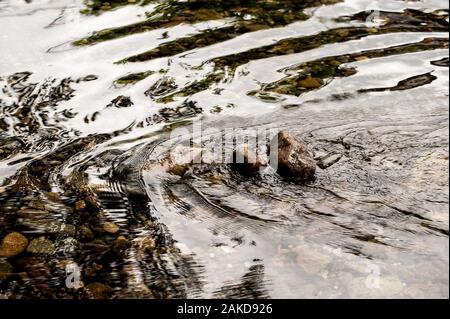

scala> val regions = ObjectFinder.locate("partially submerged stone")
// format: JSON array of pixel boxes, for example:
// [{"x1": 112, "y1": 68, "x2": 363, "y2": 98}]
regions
[
  {"x1": 231, "y1": 145, "x2": 267, "y2": 176},
  {"x1": 276, "y1": 130, "x2": 316, "y2": 181},
  {"x1": 0, "y1": 232, "x2": 29, "y2": 258}
]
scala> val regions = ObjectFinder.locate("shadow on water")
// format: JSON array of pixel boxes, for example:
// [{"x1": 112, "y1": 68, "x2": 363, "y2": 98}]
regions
[{"x1": 0, "y1": 0, "x2": 448, "y2": 298}]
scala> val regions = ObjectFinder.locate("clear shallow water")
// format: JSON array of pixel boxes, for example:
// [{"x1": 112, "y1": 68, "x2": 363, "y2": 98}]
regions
[{"x1": 0, "y1": 0, "x2": 448, "y2": 298}]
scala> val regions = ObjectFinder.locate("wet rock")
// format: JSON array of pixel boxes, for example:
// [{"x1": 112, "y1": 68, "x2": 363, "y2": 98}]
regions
[
  {"x1": 61, "y1": 224, "x2": 77, "y2": 237},
  {"x1": 298, "y1": 75, "x2": 323, "y2": 89},
  {"x1": 75, "y1": 200, "x2": 86, "y2": 211},
  {"x1": 430, "y1": 57, "x2": 449, "y2": 67},
  {"x1": 136, "y1": 236, "x2": 156, "y2": 255},
  {"x1": 16, "y1": 256, "x2": 52, "y2": 288},
  {"x1": 276, "y1": 131, "x2": 316, "y2": 180},
  {"x1": 145, "y1": 76, "x2": 177, "y2": 98},
  {"x1": 0, "y1": 259, "x2": 13, "y2": 281},
  {"x1": 317, "y1": 152, "x2": 343, "y2": 169},
  {"x1": 26, "y1": 237, "x2": 55, "y2": 255},
  {"x1": 103, "y1": 222, "x2": 119, "y2": 234},
  {"x1": 86, "y1": 282, "x2": 113, "y2": 299},
  {"x1": 58, "y1": 237, "x2": 81, "y2": 255},
  {"x1": 107, "y1": 95, "x2": 133, "y2": 108},
  {"x1": 78, "y1": 225, "x2": 95, "y2": 242},
  {"x1": 112, "y1": 236, "x2": 129, "y2": 254},
  {"x1": 0, "y1": 232, "x2": 29, "y2": 258},
  {"x1": 231, "y1": 145, "x2": 267, "y2": 176},
  {"x1": 77, "y1": 74, "x2": 98, "y2": 82},
  {"x1": 0, "y1": 138, "x2": 24, "y2": 160}
]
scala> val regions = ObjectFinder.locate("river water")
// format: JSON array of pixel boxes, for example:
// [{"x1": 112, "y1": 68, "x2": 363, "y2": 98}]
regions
[{"x1": 0, "y1": 0, "x2": 448, "y2": 299}]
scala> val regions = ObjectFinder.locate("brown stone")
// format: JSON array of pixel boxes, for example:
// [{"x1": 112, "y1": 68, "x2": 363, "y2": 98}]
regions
[
  {"x1": 86, "y1": 282, "x2": 113, "y2": 299},
  {"x1": 0, "y1": 232, "x2": 29, "y2": 258},
  {"x1": 276, "y1": 131, "x2": 316, "y2": 181},
  {"x1": 103, "y1": 222, "x2": 119, "y2": 234},
  {"x1": 0, "y1": 259, "x2": 13, "y2": 281},
  {"x1": 26, "y1": 237, "x2": 55, "y2": 255},
  {"x1": 75, "y1": 200, "x2": 86, "y2": 211},
  {"x1": 78, "y1": 225, "x2": 94, "y2": 242}
]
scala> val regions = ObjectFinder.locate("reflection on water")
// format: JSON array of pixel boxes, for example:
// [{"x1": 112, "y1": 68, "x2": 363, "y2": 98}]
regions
[{"x1": 0, "y1": 0, "x2": 448, "y2": 298}]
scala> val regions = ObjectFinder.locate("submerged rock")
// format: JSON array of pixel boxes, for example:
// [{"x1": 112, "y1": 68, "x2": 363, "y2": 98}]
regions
[
  {"x1": 0, "y1": 259, "x2": 13, "y2": 281},
  {"x1": 75, "y1": 200, "x2": 86, "y2": 211},
  {"x1": 86, "y1": 282, "x2": 113, "y2": 299},
  {"x1": 26, "y1": 237, "x2": 55, "y2": 255},
  {"x1": 0, "y1": 232, "x2": 29, "y2": 258},
  {"x1": 112, "y1": 236, "x2": 129, "y2": 254},
  {"x1": 276, "y1": 131, "x2": 316, "y2": 180},
  {"x1": 78, "y1": 225, "x2": 95, "y2": 242},
  {"x1": 103, "y1": 222, "x2": 120, "y2": 234}
]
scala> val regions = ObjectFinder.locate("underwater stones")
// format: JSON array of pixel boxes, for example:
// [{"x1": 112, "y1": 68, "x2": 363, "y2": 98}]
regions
[
  {"x1": 103, "y1": 222, "x2": 120, "y2": 234},
  {"x1": 145, "y1": 76, "x2": 177, "y2": 98},
  {"x1": 0, "y1": 259, "x2": 13, "y2": 281},
  {"x1": 0, "y1": 232, "x2": 29, "y2": 258},
  {"x1": 115, "y1": 71, "x2": 154, "y2": 85},
  {"x1": 276, "y1": 131, "x2": 316, "y2": 181},
  {"x1": 231, "y1": 145, "x2": 267, "y2": 176},
  {"x1": 298, "y1": 75, "x2": 323, "y2": 89},
  {"x1": 86, "y1": 282, "x2": 113, "y2": 299},
  {"x1": 112, "y1": 236, "x2": 129, "y2": 254},
  {"x1": 107, "y1": 95, "x2": 134, "y2": 108},
  {"x1": 0, "y1": 138, "x2": 24, "y2": 160},
  {"x1": 61, "y1": 224, "x2": 77, "y2": 237},
  {"x1": 78, "y1": 225, "x2": 95, "y2": 242},
  {"x1": 75, "y1": 200, "x2": 86, "y2": 211},
  {"x1": 316, "y1": 152, "x2": 343, "y2": 169},
  {"x1": 26, "y1": 237, "x2": 55, "y2": 255},
  {"x1": 57, "y1": 237, "x2": 81, "y2": 256},
  {"x1": 16, "y1": 209, "x2": 54, "y2": 232},
  {"x1": 136, "y1": 236, "x2": 156, "y2": 255}
]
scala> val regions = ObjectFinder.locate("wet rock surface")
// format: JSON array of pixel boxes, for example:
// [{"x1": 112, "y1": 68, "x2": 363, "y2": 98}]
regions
[
  {"x1": 276, "y1": 131, "x2": 316, "y2": 181},
  {"x1": 26, "y1": 237, "x2": 55, "y2": 255},
  {"x1": 0, "y1": 233, "x2": 29, "y2": 258}
]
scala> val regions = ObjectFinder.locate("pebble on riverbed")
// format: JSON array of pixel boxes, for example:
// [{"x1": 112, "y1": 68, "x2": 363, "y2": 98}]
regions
[
  {"x1": 276, "y1": 131, "x2": 316, "y2": 181},
  {"x1": 0, "y1": 259, "x2": 13, "y2": 281},
  {"x1": 0, "y1": 232, "x2": 29, "y2": 258},
  {"x1": 85, "y1": 282, "x2": 113, "y2": 299},
  {"x1": 26, "y1": 237, "x2": 55, "y2": 255},
  {"x1": 78, "y1": 225, "x2": 95, "y2": 242},
  {"x1": 103, "y1": 222, "x2": 120, "y2": 234}
]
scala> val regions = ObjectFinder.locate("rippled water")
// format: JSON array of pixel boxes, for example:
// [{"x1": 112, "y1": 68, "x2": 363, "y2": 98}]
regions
[{"x1": 0, "y1": 0, "x2": 448, "y2": 299}]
